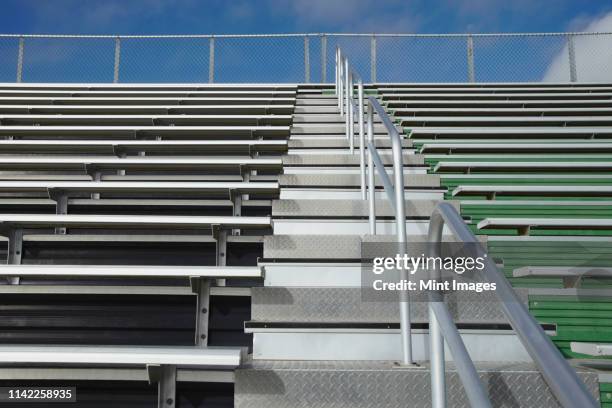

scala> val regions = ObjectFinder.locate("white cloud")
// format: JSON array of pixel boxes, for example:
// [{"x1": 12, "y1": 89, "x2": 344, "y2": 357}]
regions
[{"x1": 542, "y1": 12, "x2": 612, "y2": 82}]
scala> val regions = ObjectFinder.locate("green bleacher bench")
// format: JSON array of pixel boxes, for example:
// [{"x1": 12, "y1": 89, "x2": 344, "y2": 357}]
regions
[
  {"x1": 434, "y1": 161, "x2": 612, "y2": 173},
  {"x1": 398, "y1": 115, "x2": 612, "y2": 127},
  {"x1": 513, "y1": 266, "x2": 612, "y2": 288},
  {"x1": 408, "y1": 127, "x2": 612, "y2": 139},
  {"x1": 478, "y1": 218, "x2": 612, "y2": 235},
  {"x1": 421, "y1": 142, "x2": 612, "y2": 154},
  {"x1": 570, "y1": 342, "x2": 612, "y2": 357},
  {"x1": 452, "y1": 185, "x2": 612, "y2": 199}
]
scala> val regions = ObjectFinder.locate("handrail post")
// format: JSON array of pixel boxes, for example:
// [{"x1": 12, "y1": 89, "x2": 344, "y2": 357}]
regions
[
  {"x1": 344, "y1": 58, "x2": 350, "y2": 145},
  {"x1": 367, "y1": 102, "x2": 376, "y2": 235},
  {"x1": 428, "y1": 214, "x2": 446, "y2": 408},
  {"x1": 391, "y1": 117, "x2": 413, "y2": 366},
  {"x1": 358, "y1": 79, "x2": 366, "y2": 199},
  {"x1": 335, "y1": 48, "x2": 339, "y2": 95},
  {"x1": 339, "y1": 54, "x2": 344, "y2": 115},
  {"x1": 348, "y1": 73, "x2": 354, "y2": 154}
]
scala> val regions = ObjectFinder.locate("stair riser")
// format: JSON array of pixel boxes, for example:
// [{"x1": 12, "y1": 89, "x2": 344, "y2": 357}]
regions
[
  {"x1": 280, "y1": 190, "x2": 444, "y2": 200},
  {"x1": 249, "y1": 330, "x2": 534, "y2": 362},
  {"x1": 272, "y1": 219, "x2": 450, "y2": 236}
]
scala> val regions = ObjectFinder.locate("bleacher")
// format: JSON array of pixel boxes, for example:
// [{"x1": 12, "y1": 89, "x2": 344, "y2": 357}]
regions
[{"x1": 0, "y1": 79, "x2": 609, "y2": 407}]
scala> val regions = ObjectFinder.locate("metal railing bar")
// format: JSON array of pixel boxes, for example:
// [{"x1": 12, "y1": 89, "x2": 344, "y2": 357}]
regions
[
  {"x1": 429, "y1": 302, "x2": 492, "y2": 408},
  {"x1": 367, "y1": 141, "x2": 396, "y2": 208},
  {"x1": 427, "y1": 202, "x2": 599, "y2": 408}
]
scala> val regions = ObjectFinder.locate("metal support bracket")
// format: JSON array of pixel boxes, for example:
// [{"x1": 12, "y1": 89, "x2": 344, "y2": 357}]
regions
[
  {"x1": 147, "y1": 364, "x2": 177, "y2": 408},
  {"x1": 6, "y1": 228, "x2": 23, "y2": 284},
  {"x1": 48, "y1": 188, "x2": 68, "y2": 234},
  {"x1": 190, "y1": 277, "x2": 211, "y2": 347},
  {"x1": 215, "y1": 228, "x2": 228, "y2": 286}
]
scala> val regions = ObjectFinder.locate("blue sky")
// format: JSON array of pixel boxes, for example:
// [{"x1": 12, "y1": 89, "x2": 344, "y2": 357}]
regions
[
  {"x1": 1, "y1": 0, "x2": 611, "y2": 35},
  {"x1": 1, "y1": 1, "x2": 612, "y2": 83}
]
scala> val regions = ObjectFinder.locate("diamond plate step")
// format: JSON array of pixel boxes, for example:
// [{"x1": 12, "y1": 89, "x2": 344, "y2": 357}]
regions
[
  {"x1": 235, "y1": 360, "x2": 599, "y2": 408},
  {"x1": 282, "y1": 153, "x2": 423, "y2": 166},
  {"x1": 251, "y1": 287, "x2": 526, "y2": 324},
  {"x1": 279, "y1": 174, "x2": 440, "y2": 188},
  {"x1": 263, "y1": 233, "x2": 479, "y2": 260},
  {"x1": 288, "y1": 138, "x2": 413, "y2": 149},
  {"x1": 272, "y1": 199, "x2": 456, "y2": 218},
  {"x1": 291, "y1": 124, "x2": 389, "y2": 134}
]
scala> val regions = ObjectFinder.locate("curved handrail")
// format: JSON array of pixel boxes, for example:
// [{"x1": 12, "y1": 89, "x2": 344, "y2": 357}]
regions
[{"x1": 428, "y1": 202, "x2": 598, "y2": 408}]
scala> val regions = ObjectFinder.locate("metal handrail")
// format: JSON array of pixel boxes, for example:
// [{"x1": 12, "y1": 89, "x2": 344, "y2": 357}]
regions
[
  {"x1": 428, "y1": 202, "x2": 599, "y2": 408},
  {"x1": 335, "y1": 47, "x2": 598, "y2": 407},
  {"x1": 336, "y1": 47, "x2": 413, "y2": 365}
]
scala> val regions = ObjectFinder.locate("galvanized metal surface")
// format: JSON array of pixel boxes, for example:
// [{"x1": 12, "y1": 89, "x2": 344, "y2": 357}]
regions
[{"x1": 235, "y1": 361, "x2": 599, "y2": 408}]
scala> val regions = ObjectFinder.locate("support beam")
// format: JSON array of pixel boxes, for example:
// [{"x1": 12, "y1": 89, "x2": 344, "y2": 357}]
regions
[
  {"x1": 6, "y1": 228, "x2": 23, "y2": 285},
  {"x1": 49, "y1": 189, "x2": 68, "y2": 235},
  {"x1": 192, "y1": 278, "x2": 211, "y2": 347}
]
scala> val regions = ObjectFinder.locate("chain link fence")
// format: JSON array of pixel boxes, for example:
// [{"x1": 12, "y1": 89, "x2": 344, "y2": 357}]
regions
[{"x1": 0, "y1": 33, "x2": 611, "y2": 83}]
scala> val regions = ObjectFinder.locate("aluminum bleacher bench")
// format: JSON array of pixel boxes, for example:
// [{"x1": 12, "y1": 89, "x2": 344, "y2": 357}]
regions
[
  {"x1": 0, "y1": 139, "x2": 288, "y2": 154},
  {"x1": 420, "y1": 142, "x2": 612, "y2": 154},
  {"x1": 0, "y1": 104, "x2": 295, "y2": 114},
  {"x1": 434, "y1": 161, "x2": 612, "y2": 173},
  {"x1": 0, "y1": 157, "x2": 283, "y2": 173},
  {"x1": 512, "y1": 266, "x2": 612, "y2": 288},
  {"x1": 0, "y1": 114, "x2": 293, "y2": 126},
  {"x1": 0, "y1": 89, "x2": 296, "y2": 97},
  {"x1": 0, "y1": 180, "x2": 279, "y2": 196},
  {"x1": 0, "y1": 345, "x2": 242, "y2": 406},
  {"x1": 0, "y1": 125, "x2": 290, "y2": 138},
  {"x1": 0, "y1": 264, "x2": 262, "y2": 279},
  {"x1": 477, "y1": 218, "x2": 612, "y2": 235},
  {"x1": 0, "y1": 97, "x2": 297, "y2": 106},
  {"x1": 452, "y1": 185, "x2": 612, "y2": 199},
  {"x1": 0, "y1": 214, "x2": 271, "y2": 231}
]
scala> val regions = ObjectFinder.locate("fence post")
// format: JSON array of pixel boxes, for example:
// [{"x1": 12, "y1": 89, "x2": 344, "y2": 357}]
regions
[
  {"x1": 209, "y1": 37, "x2": 215, "y2": 83},
  {"x1": 113, "y1": 37, "x2": 121, "y2": 83},
  {"x1": 567, "y1": 34, "x2": 577, "y2": 82},
  {"x1": 370, "y1": 35, "x2": 377, "y2": 83},
  {"x1": 16, "y1": 37, "x2": 24, "y2": 83},
  {"x1": 321, "y1": 34, "x2": 327, "y2": 83},
  {"x1": 304, "y1": 36, "x2": 310, "y2": 83},
  {"x1": 466, "y1": 35, "x2": 475, "y2": 83}
]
